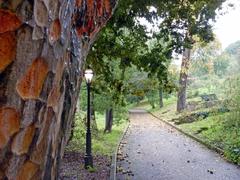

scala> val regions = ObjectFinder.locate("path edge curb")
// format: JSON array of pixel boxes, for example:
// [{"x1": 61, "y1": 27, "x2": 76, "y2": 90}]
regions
[
  {"x1": 109, "y1": 118, "x2": 130, "y2": 180},
  {"x1": 147, "y1": 110, "x2": 224, "y2": 155}
]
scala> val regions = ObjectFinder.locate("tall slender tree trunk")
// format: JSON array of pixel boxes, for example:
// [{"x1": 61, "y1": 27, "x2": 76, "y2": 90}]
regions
[
  {"x1": 104, "y1": 108, "x2": 113, "y2": 133},
  {"x1": 90, "y1": 92, "x2": 98, "y2": 135},
  {"x1": 0, "y1": 1, "x2": 117, "y2": 179},
  {"x1": 159, "y1": 85, "x2": 164, "y2": 108},
  {"x1": 177, "y1": 48, "x2": 191, "y2": 112}
]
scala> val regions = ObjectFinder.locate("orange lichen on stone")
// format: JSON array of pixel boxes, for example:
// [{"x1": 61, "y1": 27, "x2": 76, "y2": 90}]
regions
[
  {"x1": 76, "y1": 26, "x2": 87, "y2": 37},
  {"x1": 0, "y1": 32, "x2": 17, "y2": 73},
  {"x1": 16, "y1": 57, "x2": 49, "y2": 100},
  {"x1": 16, "y1": 161, "x2": 39, "y2": 180},
  {"x1": 0, "y1": 107, "x2": 20, "y2": 149},
  {"x1": 87, "y1": 0, "x2": 94, "y2": 14},
  {"x1": 11, "y1": 125, "x2": 35, "y2": 155},
  {"x1": 49, "y1": 19, "x2": 61, "y2": 45},
  {"x1": 104, "y1": 0, "x2": 111, "y2": 14},
  {"x1": 0, "y1": 9, "x2": 22, "y2": 33}
]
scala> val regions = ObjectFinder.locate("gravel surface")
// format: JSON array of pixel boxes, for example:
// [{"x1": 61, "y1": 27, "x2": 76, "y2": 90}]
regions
[
  {"x1": 59, "y1": 151, "x2": 111, "y2": 180},
  {"x1": 116, "y1": 109, "x2": 240, "y2": 180}
]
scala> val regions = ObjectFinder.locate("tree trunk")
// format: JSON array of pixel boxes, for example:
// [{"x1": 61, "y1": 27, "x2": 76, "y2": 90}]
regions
[
  {"x1": 90, "y1": 92, "x2": 98, "y2": 136},
  {"x1": 177, "y1": 48, "x2": 191, "y2": 112},
  {"x1": 159, "y1": 85, "x2": 164, "y2": 108},
  {"x1": 104, "y1": 108, "x2": 113, "y2": 133},
  {"x1": 0, "y1": 1, "x2": 117, "y2": 179}
]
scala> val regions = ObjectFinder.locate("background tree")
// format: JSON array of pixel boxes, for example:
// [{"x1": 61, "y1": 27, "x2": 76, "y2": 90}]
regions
[
  {"x1": 190, "y1": 38, "x2": 222, "y2": 77},
  {"x1": 153, "y1": 0, "x2": 228, "y2": 112},
  {"x1": 225, "y1": 40, "x2": 240, "y2": 73}
]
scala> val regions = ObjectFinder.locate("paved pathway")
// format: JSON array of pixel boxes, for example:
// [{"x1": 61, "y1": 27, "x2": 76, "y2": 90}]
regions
[{"x1": 116, "y1": 109, "x2": 240, "y2": 180}]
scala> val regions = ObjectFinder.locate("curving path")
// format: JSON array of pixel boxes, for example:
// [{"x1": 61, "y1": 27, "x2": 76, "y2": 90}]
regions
[{"x1": 116, "y1": 109, "x2": 240, "y2": 180}]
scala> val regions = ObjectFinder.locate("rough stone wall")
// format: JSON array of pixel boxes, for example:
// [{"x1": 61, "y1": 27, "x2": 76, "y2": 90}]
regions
[{"x1": 0, "y1": 0, "x2": 117, "y2": 179}]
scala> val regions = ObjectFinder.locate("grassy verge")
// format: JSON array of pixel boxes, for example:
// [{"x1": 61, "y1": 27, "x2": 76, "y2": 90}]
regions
[
  {"x1": 139, "y1": 96, "x2": 240, "y2": 165},
  {"x1": 66, "y1": 112, "x2": 128, "y2": 156},
  {"x1": 180, "y1": 113, "x2": 240, "y2": 164}
]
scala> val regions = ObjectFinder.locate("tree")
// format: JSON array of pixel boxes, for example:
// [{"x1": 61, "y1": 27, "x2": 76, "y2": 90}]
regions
[
  {"x1": 225, "y1": 41, "x2": 240, "y2": 73},
  {"x1": 88, "y1": 0, "x2": 226, "y2": 113},
  {"x1": 0, "y1": 1, "x2": 117, "y2": 179},
  {"x1": 225, "y1": 40, "x2": 240, "y2": 58},
  {"x1": 177, "y1": 47, "x2": 191, "y2": 112},
  {"x1": 86, "y1": 56, "x2": 130, "y2": 133},
  {"x1": 188, "y1": 38, "x2": 231, "y2": 78},
  {"x1": 104, "y1": 108, "x2": 113, "y2": 133},
  {"x1": 159, "y1": 1, "x2": 227, "y2": 112},
  {"x1": 190, "y1": 38, "x2": 222, "y2": 76}
]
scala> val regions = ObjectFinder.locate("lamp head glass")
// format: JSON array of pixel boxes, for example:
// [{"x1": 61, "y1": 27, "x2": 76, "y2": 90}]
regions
[{"x1": 84, "y1": 69, "x2": 93, "y2": 83}]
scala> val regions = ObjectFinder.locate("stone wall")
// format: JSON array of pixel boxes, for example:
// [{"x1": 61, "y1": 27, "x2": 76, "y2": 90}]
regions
[{"x1": 0, "y1": 0, "x2": 117, "y2": 179}]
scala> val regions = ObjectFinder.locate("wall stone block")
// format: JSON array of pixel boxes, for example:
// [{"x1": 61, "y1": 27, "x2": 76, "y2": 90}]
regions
[
  {"x1": 0, "y1": 107, "x2": 20, "y2": 149},
  {"x1": 0, "y1": 9, "x2": 22, "y2": 33},
  {"x1": 0, "y1": 32, "x2": 16, "y2": 73},
  {"x1": 16, "y1": 161, "x2": 39, "y2": 180},
  {"x1": 16, "y1": 57, "x2": 49, "y2": 100},
  {"x1": 11, "y1": 125, "x2": 35, "y2": 155}
]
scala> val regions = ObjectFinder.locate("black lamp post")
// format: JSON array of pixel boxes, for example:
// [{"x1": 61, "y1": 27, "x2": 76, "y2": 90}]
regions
[{"x1": 84, "y1": 69, "x2": 93, "y2": 169}]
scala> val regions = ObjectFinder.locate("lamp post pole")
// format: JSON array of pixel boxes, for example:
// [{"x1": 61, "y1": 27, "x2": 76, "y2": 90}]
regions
[{"x1": 84, "y1": 70, "x2": 93, "y2": 169}]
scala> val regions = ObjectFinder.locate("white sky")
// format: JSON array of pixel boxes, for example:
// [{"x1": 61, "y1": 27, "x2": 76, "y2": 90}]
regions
[{"x1": 214, "y1": 0, "x2": 240, "y2": 49}]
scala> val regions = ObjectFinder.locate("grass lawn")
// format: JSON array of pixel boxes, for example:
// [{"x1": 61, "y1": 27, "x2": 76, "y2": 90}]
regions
[
  {"x1": 180, "y1": 113, "x2": 240, "y2": 164},
  {"x1": 66, "y1": 112, "x2": 129, "y2": 156}
]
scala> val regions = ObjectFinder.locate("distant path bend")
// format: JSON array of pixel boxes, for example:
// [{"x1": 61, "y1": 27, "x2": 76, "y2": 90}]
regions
[{"x1": 116, "y1": 109, "x2": 240, "y2": 180}]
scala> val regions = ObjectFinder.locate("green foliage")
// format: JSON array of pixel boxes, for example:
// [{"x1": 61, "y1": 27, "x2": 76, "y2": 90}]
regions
[
  {"x1": 220, "y1": 76, "x2": 240, "y2": 164},
  {"x1": 225, "y1": 40, "x2": 240, "y2": 57},
  {"x1": 67, "y1": 112, "x2": 128, "y2": 156},
  {"x1": 225, "y1": 41, "x2": 240, "y2": 73},
  {"x1": 87, "y1": 166, "x2": 97, "y2": 173},
  {"x1": 153, "y1": 0, "x2": 226, "y2": 52},
  {"x1": 145, "y1": 90, "x2": 158, "y2": 109},
  {"x1": 189, "y1": 38, "x2": 228, "y2": 77},
  {"x1": 85, "y1": 0, "x2": 226, "y2": 115},
  {"x1": 72, "y1": 111, "x2": 86, "y2": 141},
  {"x1": 213, "y1": 53, "x2": 230, "y2": 77}
]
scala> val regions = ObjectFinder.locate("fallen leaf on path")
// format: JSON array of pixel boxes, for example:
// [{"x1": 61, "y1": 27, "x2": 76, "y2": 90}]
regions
[{"x1": 207, "y1": 169, "x2": 215, "y2": 174}]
